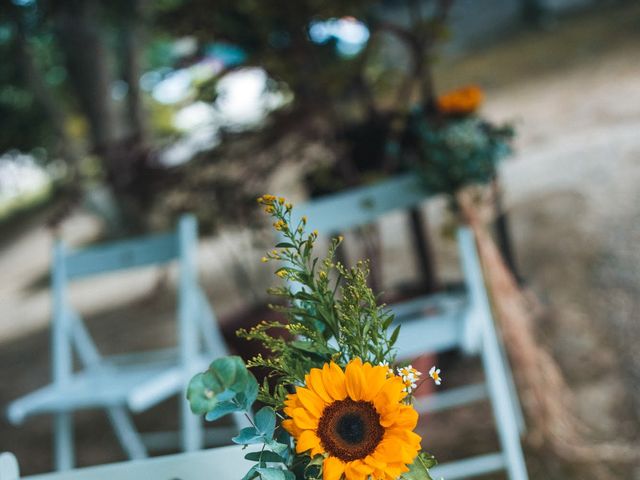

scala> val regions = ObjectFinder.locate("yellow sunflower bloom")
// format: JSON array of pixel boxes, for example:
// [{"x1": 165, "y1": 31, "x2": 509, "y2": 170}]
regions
[{"x1": 282, "y1": 358, "x2": 422, "y2": 480}]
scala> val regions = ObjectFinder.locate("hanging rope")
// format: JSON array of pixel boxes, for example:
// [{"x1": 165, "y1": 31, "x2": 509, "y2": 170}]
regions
[{"x1": 456, "y1": 188, "x2": 637, "y2": 470}]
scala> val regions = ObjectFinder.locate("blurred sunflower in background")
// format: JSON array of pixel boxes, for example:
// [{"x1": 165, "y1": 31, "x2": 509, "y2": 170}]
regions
[{"x1": 282, "y1": 358, "x2": 422, "y2": 480}]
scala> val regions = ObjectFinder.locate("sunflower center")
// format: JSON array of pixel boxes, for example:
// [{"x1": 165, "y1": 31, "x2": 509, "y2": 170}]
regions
[
  {"x1": 336, "y1": 413, "x2": 365, "y2": 444},
  {"x1": 317, "y1": 399, "x2": 384, "y2": 461}
]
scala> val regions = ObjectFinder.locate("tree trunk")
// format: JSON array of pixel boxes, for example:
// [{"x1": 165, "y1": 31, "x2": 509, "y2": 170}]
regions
[
  {"x1": 52, "y1": 0, "x2": 156, "y2": 234},
  {"x1": 53, "y1": 0, "x2": 119, "y2": 152},
  {"x1": 121, "y1": 0, "x2": 148, "y2": 145}
]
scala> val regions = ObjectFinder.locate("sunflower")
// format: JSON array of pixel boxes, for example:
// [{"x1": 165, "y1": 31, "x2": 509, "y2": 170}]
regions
[
  {"x1": 282, "y1": 358, "x2": 422, "y2": 480},
  {"x1": 436, "y1": 85, "x2": 484, "y2": 116}
]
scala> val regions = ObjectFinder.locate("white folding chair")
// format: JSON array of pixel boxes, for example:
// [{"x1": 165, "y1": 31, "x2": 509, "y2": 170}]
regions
[
  {"x1": 0, "y1": 445, "x2": 254, "y2": 480},
  {"x1": 291, "y1": 174, "x2": 529, "y2": 480},
  {"x1": 6, "y1": 215, "x2": 238, "y2": 471}
]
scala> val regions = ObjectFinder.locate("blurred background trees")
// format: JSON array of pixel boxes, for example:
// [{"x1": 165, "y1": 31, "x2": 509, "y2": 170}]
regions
[{"x1": 1, "y1": 0, "x2": 457, "y2": 235}]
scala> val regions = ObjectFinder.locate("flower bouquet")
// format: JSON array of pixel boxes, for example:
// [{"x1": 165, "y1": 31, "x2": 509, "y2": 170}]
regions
[
  {"x1": 406, "y1": 85, "x2": 514, "y2": 198},
  {"x1": 187, "y1": 196, "x2": 438, "y2": 480}
]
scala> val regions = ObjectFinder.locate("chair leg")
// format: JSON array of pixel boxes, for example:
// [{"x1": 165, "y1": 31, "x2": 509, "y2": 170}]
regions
[
  {"x1": 53, "y1": 412, "x2": 74, "y2": 471},
  {"x1": 499, "y1": 340, "x2": 526, "y2": 436},
  {"x1": 106, "y1": 407, "x2": 148, "y2": 460},
  {"x1": 181, "y1": 394, "x2": 203, "y2": 452},
  {"x1": 0, "y1": 452, "x2": 20, "y2": 480},
  {"x1": 480, "y1": 338, "x2": 529, "y2": 480}
]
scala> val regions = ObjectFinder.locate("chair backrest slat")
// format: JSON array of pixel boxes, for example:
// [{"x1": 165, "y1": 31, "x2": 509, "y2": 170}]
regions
[
  {"x1": 64, "y1": 233, "x2": 179, "y2": 280},
  {"x1": 294, "y1": 173, "x2": 426, "y2": 234}
]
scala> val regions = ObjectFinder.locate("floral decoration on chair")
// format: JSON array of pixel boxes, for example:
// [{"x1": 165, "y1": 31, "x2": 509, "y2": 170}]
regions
[
  {"x1": 187, "y1": 195, "x2": 438, "y2": 480},
  {"x1": 406, "y1": 85, "x2": 514, "y2": 199}
]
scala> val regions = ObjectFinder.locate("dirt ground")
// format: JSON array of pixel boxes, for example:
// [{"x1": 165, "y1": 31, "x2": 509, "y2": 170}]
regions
[{"x1": 1, "y1": 4, "x2": 640, "y2": 478}]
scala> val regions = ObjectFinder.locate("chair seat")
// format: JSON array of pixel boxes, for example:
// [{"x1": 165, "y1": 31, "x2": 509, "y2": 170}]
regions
[
  {"x1": 8, "y1": 350, "x2": 210, "y2": 425},
  {"x1": 392, "y1": 291, "x2": 469, "y2": 359}
]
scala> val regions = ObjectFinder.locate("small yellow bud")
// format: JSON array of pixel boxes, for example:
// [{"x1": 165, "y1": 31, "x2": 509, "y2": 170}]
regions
[
  {"x1": 278, "y1": 197, "x2": 285, "y2": 205},
  {"x1": 285, "y1": 202, "x2": 292, "y2": 210},
  {"x1": 301, "y1": 216, "x2": 307, "y2": 224},
  {"x1": 313, "y1": 229, "x2": 319, "y2": 237},
  {"x1": 319, "y1": 271, "x2": 327, "y2": 280},
  {"x1": 261, "y1": 257, "x2": 268, "y2": 263},
  {"x1": 276, "y1": 270, "x2": 287, "y2": 278}
]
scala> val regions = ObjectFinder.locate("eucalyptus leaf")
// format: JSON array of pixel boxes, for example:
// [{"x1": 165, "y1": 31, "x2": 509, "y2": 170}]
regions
[
  {"x1": 209, "y1": 356, "x2": 250, "y2": 392},
  {"x1": 189, "y1": 355, "x2": 259, "y2": 417},
  {"x1": 232, "y1": 426, "x2": 263, "y2": 445},
  {"x1": 256, "y1": 468, "x2": 286, "y2": 480},
  {"x1": 237, "y1": 374, "x2": 259, "y2": 410},
  {"x1": 266, "y1": 440, "x2": 290, "y2": 456},
  {"x1": 186, "y1": 372, "x2": 219, "y2": 414},
  {"x1": 204, "y1": 400, "x2": 242, "y2": 421},
  {"x1": 244, "y1": 451, "x2": 285, "y2": 463},
  {"x1": 254, "y1": 407, "x2": 276, "y2": 440},
  {"x1": 241, "y1": 464, "x2": 260, "y2": 480}
]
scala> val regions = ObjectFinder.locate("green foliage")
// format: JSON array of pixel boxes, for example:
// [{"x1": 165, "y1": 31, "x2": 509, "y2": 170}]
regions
[
  {"x1": 335, "y1": 260, "x2": 398, "y2": 364},
  {"x1": 400, "y1": 452, "x2": 438, "y2": 480},
  {"x1": 409, "y1": 111, "x2": 514, "y2": 197},
  {"x1": 186, "y1": 355, "x2": 258, "y2": 418},
  {"x1": 188, "y1": 201, "x2": 436, "y2": 480},
  {"x1": 237, "y1": 196, "x2": 398, "y2": 409},
  {"x1": 188, "y1": 356, "x2": 292, "y2": 480}
]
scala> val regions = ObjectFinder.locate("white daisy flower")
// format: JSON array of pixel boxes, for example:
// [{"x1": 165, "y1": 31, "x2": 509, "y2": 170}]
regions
[{"x1": 429, "y1": 366, "x2": 442, "y2": 386}]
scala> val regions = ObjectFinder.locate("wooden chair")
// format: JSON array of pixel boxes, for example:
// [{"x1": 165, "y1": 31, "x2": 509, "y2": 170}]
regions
[
  {"x1": 0, "y1": 445, "x2": 253, "y2": 480},
  {"x1": 290, "y1": 173, "x2": 529, "y2": 480},
  {"x1": 6, "y1": 215, "x2": 238, "y2": 471}
]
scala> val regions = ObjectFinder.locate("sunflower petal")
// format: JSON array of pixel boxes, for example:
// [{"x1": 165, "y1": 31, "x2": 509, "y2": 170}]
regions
[
  {"x1": 389, "y1": 405, "x2": 419, "y2": 429},
  {"x1": 364, "y1": 454, "x2": 387, "y2": 470},
  {"x1": 292, "y1": 407, "x2": 319, "y2": 430},
  {"x1": 323, "y1": 456, "x2": 346, "y2": 480},
  {"x1": 296, "y1": 429, "x2": 322, "y2": 454},
  {"x1": 345, "y1": 358, "x2": 365, "y2": 400},
  {"x1": 308, "y1": 367, "x2": 333, "y2": 403},
  {"x1": 323, "y1": 362, "x2": 347, "y2": 400},
  {"x1": 281, "y1": 419, "x2": 301, "y2": 437},
  {"x1": 296, "y1": 387, "x2": 326, "y2": 418},
  {"x1": 344, "y1": 459, "x2": 373, "y2": 480},
  {"x1": 360, "y1": 364, "x2": 387, "y2": 401}
]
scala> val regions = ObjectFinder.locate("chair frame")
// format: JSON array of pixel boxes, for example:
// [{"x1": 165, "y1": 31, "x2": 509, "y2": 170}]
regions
[
  {"x1": 289, "y1": 173, "x2": 528, "y2": 480},
  {"x1": 7, "y1": 215, "x2": 234, "y2": 471},
  {"x1": 0, "y1": 445, "x2": 255, "y2": 480}
]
